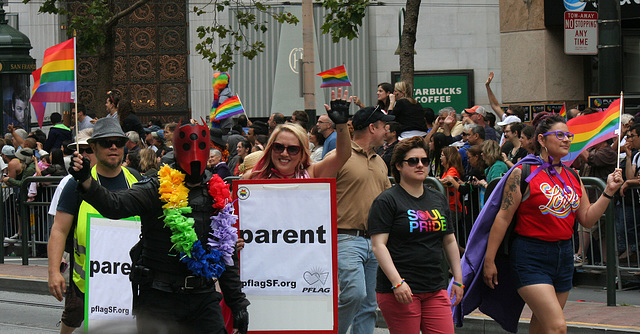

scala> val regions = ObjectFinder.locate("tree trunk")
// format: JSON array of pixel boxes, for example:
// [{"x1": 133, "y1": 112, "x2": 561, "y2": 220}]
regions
[
  {"x1": 399, "y1": 0, "x2": 421, "y2": 87},
  {"x1": 94, "y1": 28, "x2": 115, "y2": 118}
]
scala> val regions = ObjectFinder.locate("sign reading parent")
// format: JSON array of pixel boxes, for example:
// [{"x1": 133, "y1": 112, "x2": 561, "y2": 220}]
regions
[
  {"x1": 235, "y1": 179, "x2": 337, "y2": 332},
  {"x1": 85, "y1": 214, "x2": 140, "y2": 332}
]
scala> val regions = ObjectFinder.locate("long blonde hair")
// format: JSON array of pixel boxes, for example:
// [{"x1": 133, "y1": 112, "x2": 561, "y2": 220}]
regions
[
  {"x1": 139, "y1": 148, "x2": 158, "y2": 173},
  {"x1": 249, "y1": 123, "x2": 312, "y2": 179},
  {"x1": 394, "y1": 81, "x2": 417, "y2": 104}
]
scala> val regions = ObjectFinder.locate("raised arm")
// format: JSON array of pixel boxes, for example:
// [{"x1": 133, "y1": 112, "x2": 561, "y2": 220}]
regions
[
  {"x1": 310, "y1": 88, "x2": 352, "y2": 178},
  {"x1": 69, "y1": 153, "x2": 159, "y2": 219},
  {"x1": 485, "y1": 72, "x2": 505, "y2": 120}
]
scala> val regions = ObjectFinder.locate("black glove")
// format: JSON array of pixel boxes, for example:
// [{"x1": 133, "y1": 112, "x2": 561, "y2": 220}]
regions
[
  {"x1": 233, "y1": 308, "x2": 249, "y2": 334},
  {"x1": 69, "y1": 156, "x2": 91, "y2": 183},
  {"x1": 328, "y1": 99, "x2": 350, "y2": 124}
]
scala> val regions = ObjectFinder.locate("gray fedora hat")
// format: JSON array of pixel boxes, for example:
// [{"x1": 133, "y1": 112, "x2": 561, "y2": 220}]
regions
[
  {"x1": 87, "y1": 118, "x2": 127, "y2": 143},
  {"x1": 15, "y1": 148, "x2": 34, "y2": 162}
]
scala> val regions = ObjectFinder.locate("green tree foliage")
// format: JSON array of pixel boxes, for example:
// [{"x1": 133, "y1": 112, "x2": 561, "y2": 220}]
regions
[
  {"x1": 24, "y1": 0, "x2": 150, "y2": 54},
  {"x1": 319, "y1": 0, "x2": 369, "y2": 43},
  {"x1": 193, "y1": 1, "x2": 298, "y2": 71}
]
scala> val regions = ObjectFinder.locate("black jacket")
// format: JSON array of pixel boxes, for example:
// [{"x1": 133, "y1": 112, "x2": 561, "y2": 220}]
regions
[{"x1": 80, "y1": 175, "x2": 249, "y2": 313}]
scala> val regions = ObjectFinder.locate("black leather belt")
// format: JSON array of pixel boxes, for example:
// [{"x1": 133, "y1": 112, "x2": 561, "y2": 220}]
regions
[
  {"x1": 151, "y1": 272, "x2": 217, "y2": 293},
  {"x1": 337, "y1": 229, "x2": 370, "y2": 239}
]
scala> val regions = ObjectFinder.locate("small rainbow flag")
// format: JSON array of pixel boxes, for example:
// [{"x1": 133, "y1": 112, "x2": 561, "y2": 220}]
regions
[
  {"x1": 317, "y1": 65, "x2": 351, "y2": 88},
  {"x1": 213, "y1": 95, "x2": 244, "y2": 121},
  {"x1": 559, "y1": 103, "x2": 566, "y2": 118},
  {"x1": 30, "y1": 38, "x2": 75, "y2": 103},
  {"x1": 562, "y1": 98, "x2": 621, "y2": 166},
  {"x1": 30, "y1": 68, "x2": 46, "y2": 128}
]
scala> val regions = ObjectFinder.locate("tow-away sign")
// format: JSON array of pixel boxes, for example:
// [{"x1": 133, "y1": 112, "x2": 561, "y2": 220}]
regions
[{"x1": 564, "y1": 11, "x2": 598, "y2": 55}]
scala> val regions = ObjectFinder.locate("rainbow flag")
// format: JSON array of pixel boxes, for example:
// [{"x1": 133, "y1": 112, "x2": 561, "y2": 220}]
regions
[
  {"x1": 317, "y1": 65, "x2": 351, "y2": 88},
  {"x1": 30, "y1": 38, "x2": 75, "y2": 103},
  {"x1": 562, "y1": 98, "x2": 620, "y2": 166},
  {"x1": 213, "y1": 95, "x2": 244, "y2": 121},
  {"x1": 30, "y1": 68, "x2": 46, "y2": 128},
  {"x1": 559, "y1": 103, "x2": 566, "y2": 118}
]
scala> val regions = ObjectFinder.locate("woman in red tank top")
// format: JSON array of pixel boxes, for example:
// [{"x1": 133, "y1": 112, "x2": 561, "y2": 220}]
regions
[{"x1": 482, "y1": 113, "x2": 623, "y2": 333}]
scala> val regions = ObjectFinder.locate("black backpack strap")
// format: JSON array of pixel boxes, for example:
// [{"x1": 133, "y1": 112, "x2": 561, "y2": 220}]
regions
[{"x1": 499, "y1": 163, "x2": 531, "y2": 257}]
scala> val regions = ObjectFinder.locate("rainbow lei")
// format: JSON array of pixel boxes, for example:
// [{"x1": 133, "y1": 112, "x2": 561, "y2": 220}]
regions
[{"x1": 158, "y1": 165, "x2": 238, "y2": 279}]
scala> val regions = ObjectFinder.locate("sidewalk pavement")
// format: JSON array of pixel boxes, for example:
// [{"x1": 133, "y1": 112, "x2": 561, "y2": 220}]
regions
[{"x1": 2, "y1": 256, "x2": 640, "y2": 333}]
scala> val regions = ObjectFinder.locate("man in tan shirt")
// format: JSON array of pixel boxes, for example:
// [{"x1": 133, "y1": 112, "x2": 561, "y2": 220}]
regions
[{"x1": 334, "y1": 106, "x2": 393, "y2": 334}]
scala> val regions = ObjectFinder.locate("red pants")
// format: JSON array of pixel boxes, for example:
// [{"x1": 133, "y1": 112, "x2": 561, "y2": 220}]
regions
[{"x1": 377, "y1": 290, "x2": 454, "y2": 334}]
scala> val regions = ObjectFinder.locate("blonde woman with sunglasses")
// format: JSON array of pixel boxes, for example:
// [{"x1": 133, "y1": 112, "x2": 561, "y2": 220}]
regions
[{"x1": 246, "y1": 89, "x2": 352, "y2": 180}]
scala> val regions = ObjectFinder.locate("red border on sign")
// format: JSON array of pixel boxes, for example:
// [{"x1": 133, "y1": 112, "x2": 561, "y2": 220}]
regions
[{"x1": 233, "y1": 178, "x2": 339, "y2": 334}]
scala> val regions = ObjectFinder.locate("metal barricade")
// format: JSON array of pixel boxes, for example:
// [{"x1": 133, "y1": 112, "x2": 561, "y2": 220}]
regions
[
  {"x1": 1, "y1": 176, "x2": 64, "y2": 265},
  {"x1": 611, "y1": 183, "x2": 640, "y2": 277}
]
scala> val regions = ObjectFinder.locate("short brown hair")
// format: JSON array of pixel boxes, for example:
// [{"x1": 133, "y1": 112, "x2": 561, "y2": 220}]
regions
[{"x1": 390, "y1": 136, "x2": 429, "y2": 184}]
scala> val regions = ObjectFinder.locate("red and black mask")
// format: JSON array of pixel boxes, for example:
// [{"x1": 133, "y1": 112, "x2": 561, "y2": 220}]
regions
[{"x1": 174, "y1": 123, "x2": 210, "y2": 180}]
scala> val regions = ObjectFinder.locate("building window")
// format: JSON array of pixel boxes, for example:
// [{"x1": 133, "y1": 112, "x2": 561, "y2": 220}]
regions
[{"x1": 623, "y1": 33, "x2": 640, "y2": 94}]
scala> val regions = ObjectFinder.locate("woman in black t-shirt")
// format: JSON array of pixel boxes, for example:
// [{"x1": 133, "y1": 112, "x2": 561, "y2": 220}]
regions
[{"x1": 368, "y1": 136, "x2": 463, "y2": 334}]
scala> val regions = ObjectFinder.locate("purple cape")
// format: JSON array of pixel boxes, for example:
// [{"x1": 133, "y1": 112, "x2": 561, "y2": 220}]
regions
[{"x1": 449, "y1": 154, "x2": 545, "y2": 333}]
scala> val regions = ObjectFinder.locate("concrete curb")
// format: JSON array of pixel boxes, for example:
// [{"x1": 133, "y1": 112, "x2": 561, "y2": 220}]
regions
[{"x1": 0, "y1": 276, "x2": 49, "y2": 295}]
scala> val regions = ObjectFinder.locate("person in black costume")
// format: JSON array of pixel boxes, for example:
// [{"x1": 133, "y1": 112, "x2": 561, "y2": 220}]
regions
[{"x1": 69, "y1": 122, "x2": 249, "y2": 334}]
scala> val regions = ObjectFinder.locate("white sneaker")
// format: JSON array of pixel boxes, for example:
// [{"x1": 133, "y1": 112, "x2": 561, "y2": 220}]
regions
[
  {"x1": 4, "y1": 234, "x2": 20, "y2": 243},
  {"x1": 574, "y1": 254, "x2": 584, "y2": 267}
]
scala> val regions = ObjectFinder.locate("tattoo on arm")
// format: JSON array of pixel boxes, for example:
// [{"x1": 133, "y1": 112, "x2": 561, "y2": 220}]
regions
[{"x1": 501, "y1": 172, "x2": 521, "y2": 211}]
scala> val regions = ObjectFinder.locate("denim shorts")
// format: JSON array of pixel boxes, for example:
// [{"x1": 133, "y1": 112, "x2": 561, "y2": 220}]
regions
[{"x1": 509, "y1": 235, "x2": 574, "y2": 293}]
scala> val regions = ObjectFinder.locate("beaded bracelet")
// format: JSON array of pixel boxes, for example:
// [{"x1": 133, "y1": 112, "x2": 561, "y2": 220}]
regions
[
  {"x1": 452, "y1": 281, "x2": 465, "y2": 289},
  {"x1": 391, "y1": 279, "x2": 405, "y2": 290}
]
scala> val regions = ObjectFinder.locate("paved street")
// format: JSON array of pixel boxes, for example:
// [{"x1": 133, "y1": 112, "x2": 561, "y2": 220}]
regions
[{"x1": 0, "y1": 291, "x2": 61, "y2": 333}]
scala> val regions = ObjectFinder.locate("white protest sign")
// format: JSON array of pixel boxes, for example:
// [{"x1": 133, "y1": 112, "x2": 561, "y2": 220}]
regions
[
  {"x1": 85, "y1": 214, "x2": 140, "y2": 331},
  {"x1": 235, "y1": 179, "x2": 337, "y2": 332}
]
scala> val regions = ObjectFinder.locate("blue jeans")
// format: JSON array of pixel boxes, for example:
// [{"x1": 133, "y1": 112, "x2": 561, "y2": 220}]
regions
[{"x1": 337, "y1": 234, "x2": 378, "y2": 334}]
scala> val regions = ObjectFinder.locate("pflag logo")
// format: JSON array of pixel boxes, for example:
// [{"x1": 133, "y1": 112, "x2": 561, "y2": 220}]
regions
[
  {"x1": 564, "y1": 0, "x2": 586, "y2": 12},
  {"x1": 237, "y1": 187, "x2": 250, "y2": 200}
]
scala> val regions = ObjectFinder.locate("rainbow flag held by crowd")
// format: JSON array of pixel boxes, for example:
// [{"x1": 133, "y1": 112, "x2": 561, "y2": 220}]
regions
[
  {"x1": 213, "y1": 95, "x2": 244, "y2": 121},
  {"x1": 317, "y1": 65, "x2": 351, "y2": 88},
  {"x1": 559, "y1": 103, "x2": 566, "y2": 118},
  {"x1": 30, "y1": 38, "x2": 75, "y2": 103},
  {"x1": 562, "y1": 98, "x2": 621, "y2": 166}
]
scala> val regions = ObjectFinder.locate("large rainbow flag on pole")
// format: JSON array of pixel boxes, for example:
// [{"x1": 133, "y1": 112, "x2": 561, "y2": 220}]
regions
[
  {"x1": 30, "y1": 38, "x2": 76, "y2": 127},
  {"x1": 213, "y1": 95, "x2": 245, "y2": 121},
  {"x1": 562, "y1": 97, "x2": 621, "y2": 166},
  {"x1": 317, "y1": 65, "x2": 351, "y2": 88}
]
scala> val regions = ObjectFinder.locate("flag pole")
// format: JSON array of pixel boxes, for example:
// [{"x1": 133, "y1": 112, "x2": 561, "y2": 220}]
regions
[
  {"x1": 617, "y1": 91, "x2": 624, "y2": 169},
  {"x1": 237, "y1": 95, "x2": 248, "y2": 121},
  {"x1": 73, "y1": 31, "x2": 79, "y2": 153}
]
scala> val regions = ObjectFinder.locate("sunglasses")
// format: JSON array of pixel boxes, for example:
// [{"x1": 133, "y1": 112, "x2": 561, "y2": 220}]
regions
[
  {"x1": 273, "y1": 143, "x2": 301, "y2": 155},
  {"x1": 542, "y1": 131, "x2": 574, "y2": 141},
  {"x1": 79, "y1": 147, "x2": 93, "y2": 154},
  {"x1": 96, "y1": 138, "x2": 128, "y2": 148},
  {"x1": 461, "y1": 132, "x2": 469, "y2": 136},
  {"x1": 403, "y1": 157, "x2": 429, "y2": 167}
]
